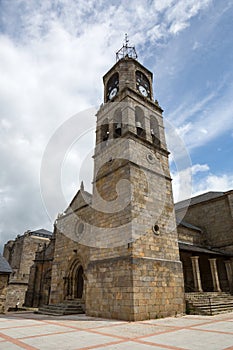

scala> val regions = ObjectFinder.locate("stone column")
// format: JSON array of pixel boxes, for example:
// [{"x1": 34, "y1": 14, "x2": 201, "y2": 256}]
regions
[
  {"x1": 191, "y1": 256, "x2": 203, "y2": 292},
  {"x1": 209, "y1": 258, "x2": 221, "y2": 292},
  {"x1": 224, "y1": 260, "x2": 233, "y2": 293}
]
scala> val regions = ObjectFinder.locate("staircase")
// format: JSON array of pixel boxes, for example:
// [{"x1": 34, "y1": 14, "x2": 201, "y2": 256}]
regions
[
  {"x1": 185, "y1": 292, "x2": 233, "y2": 315},
  {"x1": 37, "y1": 299, "x2": 85, "y2": 316}
]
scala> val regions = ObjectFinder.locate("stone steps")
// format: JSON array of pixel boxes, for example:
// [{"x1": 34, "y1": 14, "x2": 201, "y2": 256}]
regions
[
  {"x1": 37, "y1": 299, "x2": 85, "y2": 316},
  {"x1": 185, "y1": 292, "x2": 233, "y2": 315}
]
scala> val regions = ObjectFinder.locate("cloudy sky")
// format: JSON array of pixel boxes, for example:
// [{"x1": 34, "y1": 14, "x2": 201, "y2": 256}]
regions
[{"x1": 0, "y1": 0, "x2": 233, "y2": 252}]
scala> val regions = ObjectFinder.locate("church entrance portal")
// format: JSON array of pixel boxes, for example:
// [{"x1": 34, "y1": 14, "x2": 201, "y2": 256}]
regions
[
  {"x1": 75, "y1": 266, "x2": 84, "y2": 298},
  {"x1": 65, "y1": 260, "x2": 84, "y2": 301}
]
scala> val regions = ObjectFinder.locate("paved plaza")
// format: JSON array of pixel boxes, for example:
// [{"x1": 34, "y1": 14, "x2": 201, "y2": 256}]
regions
[{"x1": 0, "y1": 311, "x2": 233, "y2": 350}]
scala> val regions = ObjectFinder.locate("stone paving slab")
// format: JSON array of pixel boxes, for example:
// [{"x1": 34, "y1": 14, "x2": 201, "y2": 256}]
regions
[
  {"x1": 141, "y1": 328, "x2": 233, "y2": 350},
  {"x1": 0, "y1": 341, "x2": 24, "y2": 350},
  {"x1": 0, "y1": 311, "x2": 232, "y2": 350}
]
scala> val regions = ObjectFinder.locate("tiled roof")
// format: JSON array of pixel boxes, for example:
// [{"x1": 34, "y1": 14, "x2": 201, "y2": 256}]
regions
[
  {"x1": 28, "y1": 229, "x2": 52, "y2": 238},
  {"x1": 178, "y1": 242, "x2": 233, "y2": 257},
  {"x1": 31, "y1": 229, "x2": 52, "y2": 236},
  {"x1": 175, "y1": 191, "x2": 225, "y2": 210},
  {"x1": 0, "y1": 254, "x2": 12, "y2": 273}
]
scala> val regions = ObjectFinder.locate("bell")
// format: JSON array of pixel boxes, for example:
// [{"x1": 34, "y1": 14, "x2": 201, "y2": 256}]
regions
[
  {"x1": 103, "y1": 130, "x2": 109, "y2": 141},
  {"x1": 115, "y1": 123, "x2": 122, "y2": 137},
  {"x1": 151, "y1": 129, "x2": 155, "y2": 136},
  {"x1": 136, "y1": 121, "x2": 143, "y2": 129}
]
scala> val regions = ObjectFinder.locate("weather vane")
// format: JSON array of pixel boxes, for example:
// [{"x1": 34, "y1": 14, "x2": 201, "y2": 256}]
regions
[
  {"x1": 116, "y1": 33, "x2": 137, "y2": 61},
  {"x1": 125, "y1": 33, "x2": 129, "y2": 47}
]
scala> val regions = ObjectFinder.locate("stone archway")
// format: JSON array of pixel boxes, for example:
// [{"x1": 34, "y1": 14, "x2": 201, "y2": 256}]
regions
[
  {"x1": 64, "y1": 259, "x2": 85, "y2": 300},
  {"x1": 75, "y1": 266, "x2": 84, "y2": 299}
]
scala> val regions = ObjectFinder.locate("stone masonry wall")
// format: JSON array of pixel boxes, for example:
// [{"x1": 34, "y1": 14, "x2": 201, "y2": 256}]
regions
[
  {"x1": 49, "y1": 227, "x2": 90, "y2": 304},
  {"x1": 86, "y1": 257, "x2": 134, "y2": 321},
  {"x1": 5, "y1": 283, "x2": 28, "y2": 310},
  {"x1": 132, "y1": 258, "x2": 184, "y2": 319},
  {"x1": 177, "y1": 226, "x2": 203, "y2": 246},
  {"x1": 0, "y1": 274, "x2": 9, "y2": 313},
  {"x1": 178, "y1": 195, "x2": 233, "y2": 249},
  {"x1": 3, "y1": 233, "x2": 50, "y2": 309}
]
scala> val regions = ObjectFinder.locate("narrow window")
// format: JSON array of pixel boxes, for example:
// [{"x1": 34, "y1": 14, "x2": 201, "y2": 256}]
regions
[
  {"x1": 150, "y1": 115, "x2": 160, "y2": 146},
  {"x1": 113, "y1": 108, "x2": 122, "y2": 138},
  {"x1": 135, "y1": 106, "x2": 146, "y2": 138},
  {"x1": 101, "y1": 118, "x2": 109, "y2": 147}
]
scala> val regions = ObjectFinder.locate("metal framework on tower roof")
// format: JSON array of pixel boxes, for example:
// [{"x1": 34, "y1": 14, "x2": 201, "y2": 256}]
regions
[{"x1": 116, "y1": 34, "x2": 137, "y2": 61}]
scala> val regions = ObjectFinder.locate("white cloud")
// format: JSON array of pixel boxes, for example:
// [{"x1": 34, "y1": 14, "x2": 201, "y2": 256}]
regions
[
  {"x1": 172, "y1": 163, "x2": 210, "y2": 202},
  {"x1": 166, "y1": 79, "x2": 233, "y2": 151},
  {"x1": 192, "y1": 41, "x2": 201, "y2": 50},
  {"x1": 191, "y1": 163, "x2": 210, "y2": 175},
  {"x1": 175, "y1": 123, "x2": 193, "y2": 139},
  {"x1": 172, "y1": 163, "x2": 233, "y2": 203},
  {"x1": 166, "y1": 0, "x2": 211, "y2": 34},
  {"x1": 193, "y1": 173, "x2": 233, "y2": 196}
]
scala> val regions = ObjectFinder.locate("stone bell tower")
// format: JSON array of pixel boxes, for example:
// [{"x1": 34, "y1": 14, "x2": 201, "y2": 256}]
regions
[{"x1": 85, "y1": 37, "x2": 185, "y2": 321}]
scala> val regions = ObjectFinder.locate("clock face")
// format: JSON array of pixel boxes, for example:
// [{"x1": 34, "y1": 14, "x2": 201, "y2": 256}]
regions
[
  {"x1": 139, "y1": 85, "x2": 148, "y2": 97},
  {"x1": 107, "y1": 73, "x2": 119, "y2": 101},
  {"x1": 109, "y1": 87, "x2": 118, "y2": 99},
  {"x1": 136, "y1": 71, "x2": 151, "y2": 98}
]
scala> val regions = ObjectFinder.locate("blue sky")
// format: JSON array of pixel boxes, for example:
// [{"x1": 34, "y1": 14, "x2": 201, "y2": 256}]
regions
[{"x1": 0, "y1": 0, "x2": 233, "y2": 251}]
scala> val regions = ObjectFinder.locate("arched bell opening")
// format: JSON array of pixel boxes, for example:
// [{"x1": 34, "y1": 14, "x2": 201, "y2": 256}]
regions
[
  {"x1": 113, "y1": 108, "x2": 122, "y2": 138},
  {"x1": 135, "y1": 106, "x2": 146, "y2": 138},
  {"x1": 150, "y1": 115, "x2": 160, "y2": 146},
  {"x1": 100, "y1": 118, "x2": 109, "y2": 148}
]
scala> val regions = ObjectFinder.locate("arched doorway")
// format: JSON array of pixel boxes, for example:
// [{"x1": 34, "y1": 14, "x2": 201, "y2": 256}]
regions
[
  {"x1": 75, "y1": 266, "x2": 84, "y2": 299},
  {"x1": 64, "y1": 259, "x2": 85, "y2": 301}
]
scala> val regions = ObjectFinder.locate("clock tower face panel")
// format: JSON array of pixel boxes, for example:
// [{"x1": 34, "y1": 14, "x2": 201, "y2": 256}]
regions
[
  {"x1": 106, "y1": 72, "x2": 119, "y2": 101},
  {"x1": 136, "y1": 70, "x2": 151, "y2": 99}
]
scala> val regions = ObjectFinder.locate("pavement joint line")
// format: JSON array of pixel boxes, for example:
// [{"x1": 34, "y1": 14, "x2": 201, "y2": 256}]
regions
[
  {"x1": 76, "y1": 339, "x2": 129, "y2": 350},
  {"x1": 223, "y1": 346, "x2": 233, "y2": 350},
  {"x1": 133, "y1": 322, "x2": 233, "y2": 338},
  {"x1": 0, "y1": 332, "x2": 38, "y2": 350},
  {"x1": 31, "y1": 319, "x2": 86, "y2": 330},
  {"x1": 86, "y1": 322, "x2": 129, "y2": 329},
  {"x1": 1, "y1": 314, "x2": 50, "y2": 325},
  {"x1": 17, "y1": 319, "x2": 131, "y2": 342},
  {"x1": 75, "y1": 327, "x2": 131, "y2": 340},
  {"x1": 140, "y1": 317, "x2": 233, "y2": 329},
  {"x1": 138, "y1": 321, "x2": 185, "y2": 329},
  {"x1": 0, "y1": 322, "x2": 51, "y2": 330},
  {"x1": 24, "y1": 319, "x2": 187, "y2": 341},
  {"x1": 108, "y1": 319, "x2": 233, "y2": 341},
  {"x1": 56, "y1": 323, "x2": 185, "y2": 342},
  {"x1": 31, "y1": 319, "x2": 132, "y2": 339},
  {"x1": 29, "y1": 319, "x2": 125, "y2": 336},
  {"x1": 133, "y1": 327, "x2": 185, "y2": 339},
  {"x1": 186, "y1": 327, "x2": 233, "y2": 335},
  {"x1": 17, "y1": 328, "x2": 81, "y2": 340},
  {"x1": 44, "y1": 317, "x2": 127, "y2": 324},
  {"x1": 43, "y1": 319, "x2": 128, "y2": 330},
  {"x1": 132, "y1": 338, "x2": 187, "y2": 350}
]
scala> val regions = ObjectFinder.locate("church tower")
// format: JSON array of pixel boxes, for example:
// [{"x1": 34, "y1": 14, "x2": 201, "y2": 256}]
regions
[{"x1": 85, "y1": 37, "x2": 185, "y2": 321}]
